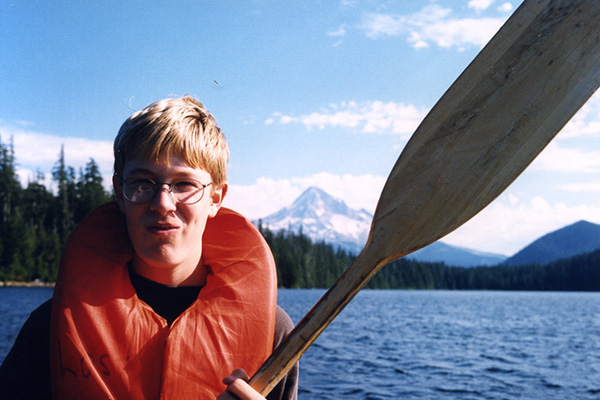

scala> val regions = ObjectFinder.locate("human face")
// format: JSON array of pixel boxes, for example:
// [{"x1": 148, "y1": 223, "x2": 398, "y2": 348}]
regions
[{"x1": 113, "y1": 155, "x2": 227, "y2": 286}]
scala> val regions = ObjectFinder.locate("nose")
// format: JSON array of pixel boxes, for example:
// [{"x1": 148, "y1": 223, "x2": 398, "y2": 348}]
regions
[{"x1": 149, "y1": 184, "x2": 177, "y2": 214}]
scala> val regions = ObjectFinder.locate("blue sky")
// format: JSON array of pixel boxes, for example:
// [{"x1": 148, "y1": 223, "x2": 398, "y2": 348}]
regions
[{"x1": 3, "y1": 0, "x2": 600, "y2": 256}]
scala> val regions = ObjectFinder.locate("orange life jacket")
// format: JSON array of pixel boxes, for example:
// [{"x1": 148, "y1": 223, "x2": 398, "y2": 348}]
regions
[{"x1": 50, "y1": 202, "x2": 277, "y2": 399}]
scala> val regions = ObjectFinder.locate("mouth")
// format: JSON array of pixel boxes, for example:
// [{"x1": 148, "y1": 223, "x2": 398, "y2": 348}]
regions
[{"x1": 148, "y1": 222, "x2": 180, "y2": 234}]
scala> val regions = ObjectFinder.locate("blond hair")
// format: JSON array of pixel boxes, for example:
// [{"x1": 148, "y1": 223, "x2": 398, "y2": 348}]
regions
[{"x1": 113, "y1": 96, "x2": 229, "y2": 185}]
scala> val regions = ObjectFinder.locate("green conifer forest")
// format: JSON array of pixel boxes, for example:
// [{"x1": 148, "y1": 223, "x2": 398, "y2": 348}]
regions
[{"x1": 0, "y1": 137, "x2": 112, "y2": 282}]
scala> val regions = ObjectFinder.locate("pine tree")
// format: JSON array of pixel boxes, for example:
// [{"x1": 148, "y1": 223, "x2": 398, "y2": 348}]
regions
[
  {"x1": 21, "y1": 174, "x2": 59, "y2": 281},
  {"x1": 52, "y1": 145, "x2": 75, "y2": 246},
  {"x1": 75, "y1": 158, "x2": 111, "y2": 222},
  {"x1": 0, "y1": 135, "x2": 20, "y2": 224},
  {"x1": 22, "y1": 171, "x2": 55, "y2": 231}
]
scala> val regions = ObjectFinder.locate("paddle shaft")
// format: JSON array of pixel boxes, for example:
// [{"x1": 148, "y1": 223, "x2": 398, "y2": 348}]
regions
[{"x1": 250, "y1": 0, "x2": 600, "y2": 394}]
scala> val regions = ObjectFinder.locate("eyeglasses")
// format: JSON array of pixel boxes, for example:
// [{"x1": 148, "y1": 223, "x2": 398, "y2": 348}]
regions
[{"x1": 121, "y1": 178, "x2": 212, "y2": 205}]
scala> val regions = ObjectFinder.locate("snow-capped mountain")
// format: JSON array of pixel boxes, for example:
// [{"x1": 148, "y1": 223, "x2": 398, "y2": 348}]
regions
[
  {"x1": 258, "y1": 187, "x2": 372, "y2": 254},
  {"x1": 257, "y1": 186, "x2": 507, "y2": 266}
]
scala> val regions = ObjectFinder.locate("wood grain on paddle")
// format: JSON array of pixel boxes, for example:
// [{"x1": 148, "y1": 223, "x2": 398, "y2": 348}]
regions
[{"x1": 251, "y1": 0, "x2": 600, "y2": 395}]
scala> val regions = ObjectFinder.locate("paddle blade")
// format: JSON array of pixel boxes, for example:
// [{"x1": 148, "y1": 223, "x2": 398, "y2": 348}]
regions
[{"x1": 369, "y1": 0, "x2": 600, "y2": 262}]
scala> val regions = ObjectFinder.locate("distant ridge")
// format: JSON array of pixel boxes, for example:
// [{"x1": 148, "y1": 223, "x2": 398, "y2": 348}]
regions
[
  {"x1": 406, "y1": 242, "x2": 507, "y2": 267},
  {"x1": 504, "y1": 220, "x2": 600, "y2": 266}
]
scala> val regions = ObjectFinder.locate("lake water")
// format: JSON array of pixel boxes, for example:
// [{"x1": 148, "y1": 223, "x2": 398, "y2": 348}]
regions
[{"x1": 2, "y1": 288, "x2": 600, "y2": 399}]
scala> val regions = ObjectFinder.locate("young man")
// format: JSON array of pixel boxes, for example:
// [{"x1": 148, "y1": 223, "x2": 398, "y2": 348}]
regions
[{"x1": 0, "y1": 97, "x2": 298, "y2": 399}]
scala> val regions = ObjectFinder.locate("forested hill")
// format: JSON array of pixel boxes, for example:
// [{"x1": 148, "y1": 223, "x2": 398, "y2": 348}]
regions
[
  {"x1": 504, "y1": 220, "x2": 600, "y2": 266},
  {"x1": 2, "y1": 137, "x2": 600, "y2": 290}
]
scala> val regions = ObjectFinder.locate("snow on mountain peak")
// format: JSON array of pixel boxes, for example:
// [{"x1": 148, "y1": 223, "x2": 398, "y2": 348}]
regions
[{"x1": 258, "y1": 186, "x2": 372, "y2": 254}]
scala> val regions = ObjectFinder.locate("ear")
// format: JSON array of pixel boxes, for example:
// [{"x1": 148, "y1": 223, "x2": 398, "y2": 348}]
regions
[
  {"x1": 113, "y1": 175, "x2": 126, "y2": 213},
  {"x1": 208, "y1": 183, "x2": 228, "y2": 218}
]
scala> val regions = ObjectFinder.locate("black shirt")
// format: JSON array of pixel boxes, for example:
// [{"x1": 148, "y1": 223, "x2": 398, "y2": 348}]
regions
[{"x1": 128, "y1": 270, "x2": 203, "y2": 326}]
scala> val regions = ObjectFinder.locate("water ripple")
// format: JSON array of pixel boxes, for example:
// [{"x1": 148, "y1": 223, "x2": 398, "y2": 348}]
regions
[{"x1": 278, "y1": 290, "x2": 600, "y2": 399}]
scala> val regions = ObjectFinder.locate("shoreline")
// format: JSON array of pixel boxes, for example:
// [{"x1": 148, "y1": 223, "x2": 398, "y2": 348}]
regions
[{"x1": 0, "y1": 281, "x2": 55, "y2": 288}]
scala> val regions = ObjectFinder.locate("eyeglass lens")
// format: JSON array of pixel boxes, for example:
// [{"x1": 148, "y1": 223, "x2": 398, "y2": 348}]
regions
[{"x1": 123, "y1": 178, "x2": 210, "y2": 204}]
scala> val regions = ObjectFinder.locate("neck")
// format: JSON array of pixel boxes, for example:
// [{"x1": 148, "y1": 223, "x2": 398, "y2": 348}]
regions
[{"x1": 131, "y1": 256, "x2": 208, "y2": 287}]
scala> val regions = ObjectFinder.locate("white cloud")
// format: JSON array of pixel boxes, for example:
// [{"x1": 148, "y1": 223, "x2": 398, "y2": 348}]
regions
[
  {"x1": 14, "y1": 120, "x2": 36, "y2": 128},
  {"x1": 361, "y1": 4, "x2": 507, "y2": 50},
  {"x1": 444, "y1": 192, "x2": 600, "y2": 255},
  {"x1": 268, "y1": 101, "x2": 428, "y2": 139},
  {"x1": 14, "y1": 133, "x2": 113, "y2": 170},
  {"x1": 558, "y1": 91, "x2": 600, "y2": 139},
  {"x1": 497, "y1": 3, "x2": 514, "y2": 12},
  {"x1": 223, "y1": 172, "x2": 386, "y2": 220},
  {"x1": 561, "y1": 182, "x2": 600, "y2": 193},
  {"x1": 531, "y1": 142, "x2": 600, "y2": 174},
  {"x1": 468, "y1": 0, "x2": 494, "y2": 12},
  {"x1": 327, "y1": 24, "x2": 347, "y2": 37},
  {"x1": 362, "y1": 13, "x2": 407, "y2": 38},
  {"x1": 327, "y1": 25, "x2": 346, "y2": 47}
]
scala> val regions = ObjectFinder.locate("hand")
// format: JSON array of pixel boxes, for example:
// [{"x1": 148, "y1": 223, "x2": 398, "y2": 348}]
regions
[{"x1": 217, "y1": 369, "x2": 266, "y2": 400}]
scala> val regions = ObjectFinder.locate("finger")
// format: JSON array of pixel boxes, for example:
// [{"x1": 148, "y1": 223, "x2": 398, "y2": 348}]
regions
[{"x1": 227, "y1": 378, "x2": 265, "y2": 400}]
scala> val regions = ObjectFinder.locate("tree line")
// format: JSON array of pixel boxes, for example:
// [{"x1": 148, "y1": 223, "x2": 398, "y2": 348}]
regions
[
  {"x1": 258, "y1": 214, "x2": 600, "y2": 291},
  {"x1": 263, "y1": 226, "x2": 600, "y2": 291},
  {"x1": 0, "y1": 137, "x2": 112, "y2": 282},
  {"x1": 2, "y1": 135, "x2": 600, "y2": 290}
]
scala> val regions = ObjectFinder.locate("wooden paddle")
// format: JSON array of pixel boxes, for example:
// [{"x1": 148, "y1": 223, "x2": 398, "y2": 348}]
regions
[{"x1": 251, "y1": 0, "x2": 600, "y2": 394}]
